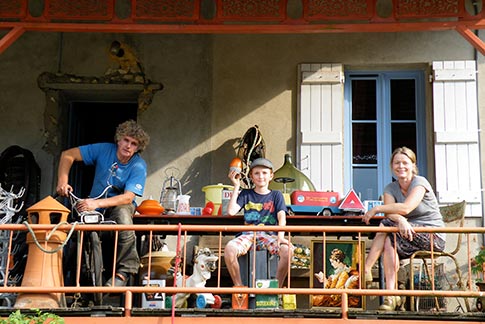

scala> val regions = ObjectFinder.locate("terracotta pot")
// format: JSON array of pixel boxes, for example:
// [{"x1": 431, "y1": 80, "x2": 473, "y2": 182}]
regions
[{"x1": 136, "y1": 199, "x2": 164, "y2": 215}]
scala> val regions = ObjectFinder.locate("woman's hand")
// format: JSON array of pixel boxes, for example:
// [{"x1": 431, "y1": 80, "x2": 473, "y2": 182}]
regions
[
  {"x1": 397, "y1": 216, "x2": 415, "y2": 241},
  {"x1": 362, "y1": 208, "x2": 377, "y2": 225}
]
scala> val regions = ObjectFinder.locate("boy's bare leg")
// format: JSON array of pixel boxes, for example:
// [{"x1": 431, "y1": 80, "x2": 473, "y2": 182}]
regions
[
  {"x1": 276, "y1": 244, "x2": 291, "y2": 288},
  {"x1": 224, "y1": 245, "x2": 243, "y2": 286}
]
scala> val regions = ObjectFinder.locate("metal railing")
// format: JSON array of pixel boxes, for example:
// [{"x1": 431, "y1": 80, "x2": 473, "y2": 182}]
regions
[{"x1": 0, "y1": 222, "x2": 484, "y2": 320}]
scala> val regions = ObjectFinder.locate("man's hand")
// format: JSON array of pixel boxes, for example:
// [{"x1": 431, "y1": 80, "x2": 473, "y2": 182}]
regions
[
  {"x1": 75, "y1": 198, "x2": 98, "y2": 212},
  {"x1": 56, "y1": 183, "x2": 73, "y2": 197}
]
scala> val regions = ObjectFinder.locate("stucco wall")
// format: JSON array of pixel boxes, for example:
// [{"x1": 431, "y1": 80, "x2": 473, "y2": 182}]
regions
[{"x1": 0, "y1": 29, "x2": 480, "y2": 210}]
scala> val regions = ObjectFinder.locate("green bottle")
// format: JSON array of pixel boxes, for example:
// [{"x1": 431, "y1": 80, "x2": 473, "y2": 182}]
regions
[{"x1": 269, "y1": 154, "x2": 316, "y2": 196}]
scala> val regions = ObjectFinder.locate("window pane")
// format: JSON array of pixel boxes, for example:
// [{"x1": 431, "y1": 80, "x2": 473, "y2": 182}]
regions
[
  {"x1": 352, "y1": 80, "x2": 376, "y2": 120},
  {"x1": 391, "y1": 122, "x2": 416, "y2": 153},
  {"x1": 353, "y1": 167, "x2": 379, "y2": 200},
  {"x1": 352, "y1": 123, "x2": 377, "y2": 164},
  {"x1": 391, "y1": 79, "x2": 416, "y2": 120}
]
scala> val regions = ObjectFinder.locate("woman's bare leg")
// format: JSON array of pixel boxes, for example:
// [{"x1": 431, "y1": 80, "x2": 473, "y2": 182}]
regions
[
  {"x1": 382, "y1": 237, "x2": 400, "y2": 290},
  {"x1": 364, "y1": 224, "x2": 388, "y2": 273}
]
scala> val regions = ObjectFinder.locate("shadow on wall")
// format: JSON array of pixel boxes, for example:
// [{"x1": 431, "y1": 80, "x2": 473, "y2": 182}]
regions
[{"x1": 179, "y1": 138, "x2": 240, "y2": 207}]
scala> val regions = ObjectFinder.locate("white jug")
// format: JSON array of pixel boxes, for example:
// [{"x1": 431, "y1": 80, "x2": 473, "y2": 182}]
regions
[{"x1": 176, "y1": 194, "x2": 191, "y2": 215}]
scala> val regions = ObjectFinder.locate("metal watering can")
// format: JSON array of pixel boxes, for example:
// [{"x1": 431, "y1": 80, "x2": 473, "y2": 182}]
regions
[{"x1": 159, "y1": 167, "x2": 182, "y2": 214}]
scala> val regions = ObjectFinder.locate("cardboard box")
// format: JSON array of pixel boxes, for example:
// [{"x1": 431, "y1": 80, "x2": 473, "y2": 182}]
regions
[
  {"x1": 291, "y1": 191, "x2": 340, "y2": 207},
  {"x1": 141, "y1": 279, "x2": 165, "y2": 308},
  {"x1": 221, "y1": 189, "x2": 233, "y2": 215},
  {"x1": 282, "y1": 294, "x2": 297, "y2": 310},
  {"x1": 255, "y1": 279, "x2": 278, "y2": 309},
  {"x1": 364, "y1": 200, "x2": 384, "y2": 216}
]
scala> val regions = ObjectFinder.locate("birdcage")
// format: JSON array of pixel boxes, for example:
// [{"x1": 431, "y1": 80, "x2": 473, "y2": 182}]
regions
[{"x1": 413, "y1": 262, "x2": 447, "y2": 311}]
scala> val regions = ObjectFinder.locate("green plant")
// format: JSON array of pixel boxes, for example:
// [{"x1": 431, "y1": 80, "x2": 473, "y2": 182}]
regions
[
  {"x1": 471, "y1": 246, "x2": 485, "y2": 282},
  {"x1": 0, "y1": 309, "x2": 64, "y2": 324}
]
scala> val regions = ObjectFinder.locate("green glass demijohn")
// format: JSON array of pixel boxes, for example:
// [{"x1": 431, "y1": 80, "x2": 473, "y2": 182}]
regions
[{"x1": 269, "y1": 153, "x2": 316, "y2": 193}]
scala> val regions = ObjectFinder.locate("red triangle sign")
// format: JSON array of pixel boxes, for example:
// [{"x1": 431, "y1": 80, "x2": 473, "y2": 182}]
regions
[{"x1": 339, "y1": 189, "x2": 365, "y2": 212}]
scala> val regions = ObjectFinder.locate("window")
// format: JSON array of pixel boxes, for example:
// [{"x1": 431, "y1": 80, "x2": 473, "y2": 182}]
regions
[{"x1": 344, "y1": 71, "x2": 426, "y2": 200}]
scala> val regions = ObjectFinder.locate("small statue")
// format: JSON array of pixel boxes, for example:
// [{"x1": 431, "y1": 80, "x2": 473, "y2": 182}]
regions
[{"x1": 174, "y1": 247, "x2": 219, "y2": 308}]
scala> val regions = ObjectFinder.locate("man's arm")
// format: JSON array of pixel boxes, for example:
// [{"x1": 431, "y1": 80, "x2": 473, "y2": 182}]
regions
[
  {"x1": 80, "y1": 190, "x2": 136, "y2": 211},
  {"x1": 56, "y1": 147, "x2": 83, "y2": 197}
]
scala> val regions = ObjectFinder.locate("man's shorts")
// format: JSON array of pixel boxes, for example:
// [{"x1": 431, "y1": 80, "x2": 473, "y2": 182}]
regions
[{"x1": 226, "y1": 231, "x2": 279, "y2": 257}]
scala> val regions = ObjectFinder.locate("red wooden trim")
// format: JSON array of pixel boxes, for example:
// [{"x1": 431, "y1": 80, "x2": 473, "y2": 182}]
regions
[
  {"x1": 1, "y1": 19, "x2": 485, "y2": 34},
  {"x1": 215, "y1": 0, "x2": 288, "y2": 22},
  {"x1": 132, "y1": 0, "x2": 200, "y2": 22},
  {"x1": 44, "y1": 0, "x2": 114, "y2": 20},
  {"x1": 456, "y1": 25, "x2": 485, "y2": 56},
  {"x1": 1, "y1": 0, "x2": 485, "y2": 56},
  {"x1": 0, "y1": 27, "x2": 25, "y2": 55},
  {"x1": 394, "y1": 0, "x2": 466, "y2": 19},
  {"x1": 0, "y1": 0, "x2": 27, "y2": 19},
  {"x1": 302, "y1": 0, "x2": 375, "y2": 21}
]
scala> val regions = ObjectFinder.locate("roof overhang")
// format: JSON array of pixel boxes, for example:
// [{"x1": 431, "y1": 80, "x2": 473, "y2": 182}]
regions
[{"x1": 1, "y1": 0, "x2": 485, "y2": 55}]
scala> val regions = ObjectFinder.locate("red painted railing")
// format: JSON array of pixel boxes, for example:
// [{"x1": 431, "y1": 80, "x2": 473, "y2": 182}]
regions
[{"x1": 0, "y1": 220, "x2": 483, "y2": 323}]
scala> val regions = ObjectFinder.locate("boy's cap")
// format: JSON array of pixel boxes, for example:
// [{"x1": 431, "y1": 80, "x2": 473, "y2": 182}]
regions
[{"x1": 250, "y1": 158, "x2": 273, "y2": 171}]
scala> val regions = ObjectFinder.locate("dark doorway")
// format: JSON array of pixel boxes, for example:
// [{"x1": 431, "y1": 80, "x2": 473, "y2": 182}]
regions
[{"x1": 67, "y1": 101, "x2": 138, "y2": 198}]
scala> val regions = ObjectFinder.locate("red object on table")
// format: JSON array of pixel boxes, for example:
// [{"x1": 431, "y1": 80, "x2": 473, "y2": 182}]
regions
[{"x1": 291, "y1": 191, "x2": 340, "y2": 207}]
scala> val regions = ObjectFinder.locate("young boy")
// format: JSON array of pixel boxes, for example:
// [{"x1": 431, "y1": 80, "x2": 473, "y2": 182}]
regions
[{"x1": 224, "y1": 157, "x2": 291, "y2": 288}]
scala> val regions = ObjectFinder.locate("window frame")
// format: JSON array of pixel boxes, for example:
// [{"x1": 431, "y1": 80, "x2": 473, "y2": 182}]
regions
[{"x1": 343, "y1": 70, "x2": 427, "y2": 198}]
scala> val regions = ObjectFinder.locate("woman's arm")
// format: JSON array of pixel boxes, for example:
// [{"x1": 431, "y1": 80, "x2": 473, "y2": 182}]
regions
[
  {"x1": 366, "y1": 186, "x2": 426, "y2": 240},
  {"x1": 363, "y1": 185, "x2": 426, "y2": 224}
]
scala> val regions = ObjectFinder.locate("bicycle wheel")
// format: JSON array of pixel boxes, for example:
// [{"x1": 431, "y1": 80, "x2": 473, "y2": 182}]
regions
[{"x1": 87, "y1": 231, "x2": 104, "y2": 305}]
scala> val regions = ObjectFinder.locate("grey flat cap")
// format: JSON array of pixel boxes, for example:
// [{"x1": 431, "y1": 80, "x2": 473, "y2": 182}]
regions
[{"x1": 249, "y1": 158, "x2": 273, "y2": 171}]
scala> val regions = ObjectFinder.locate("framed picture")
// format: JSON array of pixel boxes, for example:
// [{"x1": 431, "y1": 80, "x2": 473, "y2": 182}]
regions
[{"x1": 310, "y1": 239, "x2": 365, "y2": 310}]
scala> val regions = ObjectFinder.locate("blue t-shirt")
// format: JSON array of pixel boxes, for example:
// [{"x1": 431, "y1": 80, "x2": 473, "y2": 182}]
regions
[
  {"x1": 79, "y1": 143, "x2": 147, "y2": 202},
  {"x1": 236, "y1": 189, "x2": 287, "y2": 225}
]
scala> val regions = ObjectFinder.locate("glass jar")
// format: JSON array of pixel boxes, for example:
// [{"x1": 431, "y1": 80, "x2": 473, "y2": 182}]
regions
[{"x1": 269, "y1": 154, "x2": 316, "y2": 194}]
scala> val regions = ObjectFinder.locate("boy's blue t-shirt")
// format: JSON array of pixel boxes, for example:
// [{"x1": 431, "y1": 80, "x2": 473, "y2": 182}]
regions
[
  {"x1": 236, "y1": 189, "x2": 287, "y2": 225},
  {"x1": 79, "y1": 143, "x2": 147, "y2": 202}
]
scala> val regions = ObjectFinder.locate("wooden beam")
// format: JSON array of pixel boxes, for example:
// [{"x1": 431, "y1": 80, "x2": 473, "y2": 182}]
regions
[
  {"x1": 0, "y1": 20, "x2": 483, "y2": 34},
  {"x1": 1, "y1": 19, "x2": 485, "y2": 55},
  {"x1": 0, "y1": 27, "x2": 25, "y2": 55},
  {"x1": 456, "y1": 25, "x2": 485, "y2": 56}
]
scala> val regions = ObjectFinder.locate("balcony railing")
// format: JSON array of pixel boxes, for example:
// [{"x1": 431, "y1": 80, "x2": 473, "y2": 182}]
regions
[{"x1": 0, "y1": 221, "x2": 484, "y2": 323}]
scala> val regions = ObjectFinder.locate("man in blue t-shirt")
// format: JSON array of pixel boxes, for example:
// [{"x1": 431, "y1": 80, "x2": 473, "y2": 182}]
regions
[
  {"x1": 56, "y1": 120, "x2": 150, "y2": 287},
  {"x1": 224, "y1": 157, "x2": 291, "y2": 288}
]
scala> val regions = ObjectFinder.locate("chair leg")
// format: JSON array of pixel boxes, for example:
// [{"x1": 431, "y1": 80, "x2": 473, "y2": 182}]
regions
[
  {"x1": 450, "y1": 256, "x2": 471, "y2": 312},
  {"x1": 409, "y1": 255, "x2": 416, "y2": 311}
]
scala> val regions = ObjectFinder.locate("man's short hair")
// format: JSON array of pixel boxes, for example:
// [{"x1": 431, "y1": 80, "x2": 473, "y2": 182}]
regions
[{"x1": 114, "y1": 119, "x2": 150, "y2": 152}]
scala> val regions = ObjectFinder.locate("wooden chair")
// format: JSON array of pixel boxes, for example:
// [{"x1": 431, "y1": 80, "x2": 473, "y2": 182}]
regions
[{"x1": 408, "y1": 200, "x2": 470, "y2": 312}]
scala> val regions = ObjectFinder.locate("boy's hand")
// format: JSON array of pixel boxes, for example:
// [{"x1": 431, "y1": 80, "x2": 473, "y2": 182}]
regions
[
  {"x1": 228, "y1": 169, "x2": 241, "y2": 186},
  {"x1": 277, "y1": 237, "x2": 291, "y2": 248}
]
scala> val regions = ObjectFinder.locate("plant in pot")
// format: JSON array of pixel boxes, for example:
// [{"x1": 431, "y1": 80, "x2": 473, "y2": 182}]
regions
[{"x1": 471, "y1": 245, "x2": 485, "y2": 291}]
